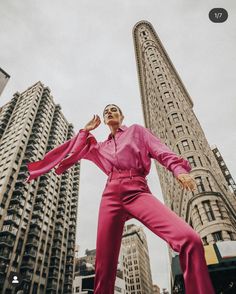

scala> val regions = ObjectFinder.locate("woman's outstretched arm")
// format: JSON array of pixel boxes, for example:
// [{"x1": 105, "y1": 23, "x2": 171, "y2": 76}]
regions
[
  {"x1": 25, "y1": 115, "x2": 101, "y2": 182},
  {"x1": 140, "y1": 125, "x2": 196, "y2": 191}
]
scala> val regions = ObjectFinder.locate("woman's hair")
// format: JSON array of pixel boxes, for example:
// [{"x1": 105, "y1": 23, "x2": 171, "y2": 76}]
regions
[{"x1": 103, "y1": 104, "x2": 123, "y2": 117}]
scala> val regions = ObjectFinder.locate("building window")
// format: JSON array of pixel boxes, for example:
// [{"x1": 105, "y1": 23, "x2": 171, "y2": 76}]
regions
[
  {"x1": 195, "y1": 205, "x2": 203, "y2": 225},
  {"x1": 206, "y1": 177, "x2": 213, "y2": 191},
  {"x1": 212, "y1": 231, "x2": 223, "y2": 242},
  {"x1": 195, "y1": 177, "x2": 205, "y2": 193},
  {"x1": 182, "y1": 140, "x2": 190, "y2": 151},
  {"x1": 229, "y1": 231, "x2": 235, "y2": 240},
  {"x1": 167, "y1": 101, "x2": 174, "y2": 109},
  {"x1": 176, "y1": 144, "x2": 181, "y2": 154},
  {"x1": 202, "y1": 237, "x2": 208, "y2": 245},
  {"x1": 203, "y1": 200, "x2": 215, "y2": 221},
  {"x1": 161, "y1": 82, "x2": 167, "y2": 89},
  {"x1": 172, "y1": 113, "x2": 179, "y2": 123},
  {"x1": 216, "y1": 200, "x2": 224, "y2": 219},
  {"x1": 187, "y1": 156, "x2": 196, "y2": 168},
  {"x1": 191, "y1": 140, "x2": 196, "y2": 150},
  {"x1": 176, "y1": 125, "x2": 184, "y2": 135},
  {"x1": 186, "y1": 125, "x2": 190, "y2": 134},
  {"x1": 171, "y1": 130, "x2": 176, "y2": 139},
  {"x1": 198, "y1": 156, "x2": 203, "y2": 166},
  {"x1": 189, "y1": 219, "x2": 193, "y2": 228},
  {"x1": 158, "y1": 74, "x2": 164, "y2": 82}
]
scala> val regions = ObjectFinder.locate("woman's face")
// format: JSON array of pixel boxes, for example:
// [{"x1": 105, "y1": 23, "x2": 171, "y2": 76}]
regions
[{"x1": 103, "y1": 105, "x2": 124, "y2": 126}]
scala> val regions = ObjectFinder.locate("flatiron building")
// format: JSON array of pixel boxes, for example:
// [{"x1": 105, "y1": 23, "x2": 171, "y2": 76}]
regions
[{"x1": 133, "y1": 20, "x2": 236, "y2": 291}]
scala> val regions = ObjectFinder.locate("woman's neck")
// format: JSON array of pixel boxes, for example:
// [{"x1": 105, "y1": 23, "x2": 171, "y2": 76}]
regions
[{"x1": 109, "y1": 124, "x2": 121, "y2": 137}]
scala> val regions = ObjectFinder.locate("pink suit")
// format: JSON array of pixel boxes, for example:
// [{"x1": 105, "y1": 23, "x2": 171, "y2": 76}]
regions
[{"x1": 27, "y1": 124, "x2": 215, "y2": 294}]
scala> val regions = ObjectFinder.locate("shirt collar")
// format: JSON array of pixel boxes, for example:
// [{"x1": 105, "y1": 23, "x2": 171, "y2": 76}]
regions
[{"x1": 107, "y1": 125, "x2": 128, "y2": 140}]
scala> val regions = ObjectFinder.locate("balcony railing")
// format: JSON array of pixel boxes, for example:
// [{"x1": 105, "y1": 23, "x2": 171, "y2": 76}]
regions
[
  {"x1": 50, "y1": 259, "x2": 60, "y2": 267},
  {"x1": 37, "y1": 188, "x2": 46, "y2": 195},
  {"x1": 0, "y1": 236, "x2": 14, "y2": 247},
  {"x1": 55, "y1": 225, "x2": 63, "y2": 232},
  {"x1": 47, "y1": 280, "x2": 58, "y2": 289},
  {"x1": 0, "y1": 226, "x2": 18, "y2": 236},
  {"x1": 4, "y1": 215, "x2": 20, "y2": 226},
  {"x1": 28, "y1": 227, "x2": 40, "y2": 237},
  {"x1": 32, "y1": 210, "x2": 43, "y2": 220},
  {"x1": 55, "y1": 218, "x2": 63, "y2": 225},
  {"x1": 52, "y1": 240, "x2": 62, "y2": 249},
  {"x1": 58, "y1": 205, "x2": 65, "y2": 211},
  {"x1": 39, "y1": 179, "x2": 49, "y2": 187},
  {"x1": 24, "y1": 249, "x2": 37, "y2": 258},
  {"x1": 34, "y1": 202, "x2": 44, "y2": 211},
  {"x1": 54, "y1": 232, "x2": 63, "y2": 241},
  {"x1": 26, "y1": 238, "x2": 38, "y2": 247},
  {"x1": 30, "y1": 219, "x2": 41, "y2": 228},
  {"x1": 48, "y1": 269, "x2": 59, "y2": 279},
  {"x1": 21, "y1": 270, "x2": 33, "y2": 280},
  {"x1": 7, "y1": 205, "x2": 23, "y2": 215},
  {"x1": 10, "y1": 195, "x2": 24, "y2": 205}
]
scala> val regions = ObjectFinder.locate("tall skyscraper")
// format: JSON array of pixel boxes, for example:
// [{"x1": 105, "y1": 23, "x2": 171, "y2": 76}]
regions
[
  {"x1": 118, "y1": 243, "x2": 131, "y2": 294},
  {"x1": 133, "y1": 20, "x2": 236, "y2": 291},
  {"x1": 0, "y1": 81, "x2": 80, "y2": 293},
  {"x1": 0, "y1": 67, "x2": 10, "y2": 96},
  {"x1": 73, "y1": 248, "x2": 127, "y2": 294},
  {"x1": 122, "y1": 224, "x2": 153, "y2": 294}
]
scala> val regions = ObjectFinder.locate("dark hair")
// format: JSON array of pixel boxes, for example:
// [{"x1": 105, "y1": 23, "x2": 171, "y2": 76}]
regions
[{"x1": 103, "y1": 104, "x2": 123, "y2": 117}]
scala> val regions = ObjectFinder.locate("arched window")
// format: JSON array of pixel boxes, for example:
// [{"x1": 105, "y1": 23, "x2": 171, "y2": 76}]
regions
[
  {"x1": 203, "y1": 200, "x2": 215, "y2": 221},
  {"x1": 195, "y1": 177, "x2": 205, "y2": 193}
]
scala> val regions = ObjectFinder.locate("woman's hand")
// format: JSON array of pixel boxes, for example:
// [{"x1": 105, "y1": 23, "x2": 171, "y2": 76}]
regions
[
  {"x1": 176, "y1": 173, "x2": 197, "y2": 191},
  {"x1": 84, "y1": 115, "x2": 101, "y2": 132}
]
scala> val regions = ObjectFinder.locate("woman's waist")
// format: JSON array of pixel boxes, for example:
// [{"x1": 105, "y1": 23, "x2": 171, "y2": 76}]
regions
[{"x1": 107, "y1": 168, "x2": 146, "y2": 181}]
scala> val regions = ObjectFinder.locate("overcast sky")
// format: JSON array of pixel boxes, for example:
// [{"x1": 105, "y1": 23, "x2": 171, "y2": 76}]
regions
[{"x1": 1, "y1": 0, "x2": 236, "y2": 291}]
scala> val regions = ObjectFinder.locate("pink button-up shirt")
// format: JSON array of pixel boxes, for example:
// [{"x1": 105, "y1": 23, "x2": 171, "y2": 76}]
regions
[{"x1": 26, "y1": 124, "x2": 191, "y2": 182}]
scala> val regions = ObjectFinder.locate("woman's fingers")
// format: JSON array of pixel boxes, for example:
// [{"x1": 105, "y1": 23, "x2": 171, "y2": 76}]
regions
[
  {"x1": 91, "y1": 115, "x2": 101, "y2": 129},
  {"x1": 186, "y1": 178, "x2": 197, "y2": 191},
  {"x1": 177, "y1": 174, "x2": 197, "y2": 191}
]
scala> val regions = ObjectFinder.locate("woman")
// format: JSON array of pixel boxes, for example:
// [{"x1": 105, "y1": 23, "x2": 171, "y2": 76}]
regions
[{"x1": 26, "y1": 104, "x2": 215, "y2": 294}]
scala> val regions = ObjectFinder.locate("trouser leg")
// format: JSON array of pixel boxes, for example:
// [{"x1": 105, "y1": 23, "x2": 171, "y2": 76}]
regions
[
  {"x1": 122, "y1": 177, "x2": 215, "y2": 294},
  {"x1": 94, "y1": 182, "x2": 125, "y2": 294}
]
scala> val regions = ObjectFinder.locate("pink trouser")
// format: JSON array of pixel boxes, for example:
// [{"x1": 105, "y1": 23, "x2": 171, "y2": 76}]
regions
[{"x1": 94, "y1": 172, "x2": 215, "y2": 294}]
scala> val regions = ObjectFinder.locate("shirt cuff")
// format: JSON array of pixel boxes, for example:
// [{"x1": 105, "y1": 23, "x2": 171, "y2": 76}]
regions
[
  {"x1": 173, "y1": 166, "x2": 191, "y2": 178},
  {"x1": 79, "y1": 129, "x2": 90, "y2": 134}
]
